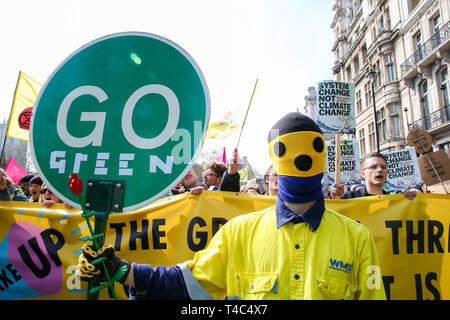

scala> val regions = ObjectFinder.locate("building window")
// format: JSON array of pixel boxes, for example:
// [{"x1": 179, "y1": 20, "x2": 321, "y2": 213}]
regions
[
  {"x1": 356, "y1": 90, "x2": 362, "y2": 114},
  {"x1": 376, "y1": 107, "x2": 387, "y2": 142},
  {"x1": 385, "y1": 8, "x2": 391, "y2": 30},
  {"x1": 439, "y1": 66, "x2": 450, "y2": 122},
  {"x1": 368, "y1": 122, "x2": 376, "y2": 152},
  {"x1": 361, "y1": 43, "x2": 367, "y2": 62},
  {"x1": 439, "y1": 67, "x2": 449, "y2": 106},
  {"x1": 358, "y1": 128, "x2": 366, "y2": 156},
  {"x1": 379, "y1": 16, "x2": 385, "y2": 32},
  {"x1": 352, "y1": 0, "x2": 361, "y2": 14},
  {"x1": 415, "y1": 31, "x2": 423, "y2": 61},
  {"x1": 353, "y1": 55, "x2": 360, "y2": 74},
  {"x1": 390, "y1": 103, "x2": 401, "y2": 137},
  {"x1": 373, "y1": 62, "x2": 381, "y2": 89},
  {"x1": 385, "y1": 53, "x2": 395, "y2": 82},
  {"x1": 431, "y1": 14, "x2": 442, "y2": 46},
  {"x1": 441, "y1": 141, "x2": 450, "y2": 156},
  {"x1": 432, "y1": 14, "x2": 442, "y2": 33},
  {"x1": 420, "y1": 80, "x2": 432, "y2": 129},
  {"x1": 364, "y1": 82, "x2": 372, "y2": 107},
  {"x1": 408, "y1": 0, "x2": 420, "y2": 14},
  {"x1": 346, "y1": 66, "x2": 352, "y2": 81}
]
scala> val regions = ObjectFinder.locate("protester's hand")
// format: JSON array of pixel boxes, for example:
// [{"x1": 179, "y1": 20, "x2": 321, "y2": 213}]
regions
[
  {"x1": 329, "y1": 183, "x2": 344, "y2": 199},
  {"x1": 77, "y1": 244, "x2": 131, "y2": 284},
  {"x1": 190, "y1": 186, "x2": 205, "y2": 195},
  {"x1": 401, "y1": 189, "x2": 418, "y2": 201},
  {"x1": 0, "y1": 175, "x2": 6, "y2": 191},
  {"x1": 228, "y1": 148, "x2": 239, "y2": 175},
  {"x1": 42, "y1": 200, "x2": 55, "y2": 207}
]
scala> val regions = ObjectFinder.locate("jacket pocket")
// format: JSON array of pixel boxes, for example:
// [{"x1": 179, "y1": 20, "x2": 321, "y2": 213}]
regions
[
  {"x1": 316, "y1": 276, "x2": 358, "y2": 300},
  {"x1": 237, "y1": 272, "x2": 278, "y2": 298}
]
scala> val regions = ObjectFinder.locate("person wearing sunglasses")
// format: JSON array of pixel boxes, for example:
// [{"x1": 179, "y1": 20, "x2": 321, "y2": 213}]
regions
[
  {"x1": 39, "y1": 183, "x2": 64, "y2": 208},
  {"x1": 329, "y1": 152, "x2": 422, "y2": 200}
]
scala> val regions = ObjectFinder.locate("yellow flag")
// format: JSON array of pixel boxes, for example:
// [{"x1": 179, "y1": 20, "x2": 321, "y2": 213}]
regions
[
  {"x1": 205, "y1": 107, "x2": 243, "y2": 139},
  {"x1": 6, "y1": 72, "x2": 42, "y2": 141},
  {"x1": 239, "y1": 166, "x2": 249, "y2": 183},
  {"x1": 206, "y1": 78, "x2": 258, "y2": 141}
]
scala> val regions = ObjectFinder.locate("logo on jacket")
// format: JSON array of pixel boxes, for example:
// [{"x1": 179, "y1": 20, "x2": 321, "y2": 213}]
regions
[{"x1": 329, "y1": 259, "x2": 352, "y2": 273}]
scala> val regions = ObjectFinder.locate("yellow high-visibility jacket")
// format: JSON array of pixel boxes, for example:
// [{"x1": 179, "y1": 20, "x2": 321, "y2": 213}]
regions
[{"x1": 178, "y1": 198, "x2": 386, "y2": 300}]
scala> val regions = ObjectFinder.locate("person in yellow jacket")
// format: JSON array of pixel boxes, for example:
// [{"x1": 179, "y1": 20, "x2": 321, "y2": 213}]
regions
[{"x1": 77, "y1": 112, "x2": 386, "y2": 300}]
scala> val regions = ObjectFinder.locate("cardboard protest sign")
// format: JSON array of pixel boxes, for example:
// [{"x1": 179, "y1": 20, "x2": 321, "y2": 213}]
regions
[
  {"x1": 407, "y1": 128, "x2": 432, "y2": 154},
  {"x1": 325, "y1": 139, "x2": 361, "y2": 185},
  {"x1": 383, "y1": 147, "x2": 422, "y2": 191},
  {"x1": 316, "y1": 80, "x2": 356, "y2": 134},
  {"x1": 418, "y1": 149, "x2": 450, "y2": 186}
]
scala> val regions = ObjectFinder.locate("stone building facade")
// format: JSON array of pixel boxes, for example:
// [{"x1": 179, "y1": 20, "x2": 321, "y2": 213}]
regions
[{"x1": 329, "y1": 0, "x2": 450, "y2": 157}]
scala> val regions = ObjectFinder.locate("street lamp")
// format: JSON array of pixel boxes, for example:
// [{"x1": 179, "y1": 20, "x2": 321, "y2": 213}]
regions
[
  {"x1": 403, "y1": 107, "x2": 410, "y2": 129},
  {"x1": 366, "y1": 64, "x2": 381, "y2": 153}
]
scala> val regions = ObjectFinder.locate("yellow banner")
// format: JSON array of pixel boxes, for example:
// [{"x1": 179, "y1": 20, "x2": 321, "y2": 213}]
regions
[{"x1": 0, "y1": 192, "x2": 449, "y2": 300}]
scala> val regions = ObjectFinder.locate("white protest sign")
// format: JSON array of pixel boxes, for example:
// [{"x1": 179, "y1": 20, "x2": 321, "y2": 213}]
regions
[
  {"x1": 316, "y1": 80, "x2": 356, "y2": 134},
  {"x1": 383, "y1": 147, "x2": 422, "y2": 191},
  {"x1": 325, "y1": 139, "x2": 361, "y2": 185}
]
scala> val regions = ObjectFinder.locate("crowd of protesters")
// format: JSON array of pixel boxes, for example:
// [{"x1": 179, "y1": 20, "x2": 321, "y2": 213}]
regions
[
  {"x1": 0, "y1": 148, "x2": 426, "y2": 207},
  {"x1": 0, "y1": 168, "x2": 71, "y2": 207}
]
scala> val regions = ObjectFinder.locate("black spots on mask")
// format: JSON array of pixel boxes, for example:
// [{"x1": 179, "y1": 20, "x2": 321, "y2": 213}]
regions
[
  {"x1": 273, "y1": 141, "x2": 286, "y2": 157},
  {"x1": 295, "y1": 155, "x2": 313, "y2": 172},
  {"x1": 313, "y1": 137, "x2": 324, "y2": 153}
]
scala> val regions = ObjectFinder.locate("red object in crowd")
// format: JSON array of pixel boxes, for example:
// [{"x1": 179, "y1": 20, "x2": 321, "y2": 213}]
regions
[{"x1": 68, "y1": 173, "x2": 83, "y2": 195}]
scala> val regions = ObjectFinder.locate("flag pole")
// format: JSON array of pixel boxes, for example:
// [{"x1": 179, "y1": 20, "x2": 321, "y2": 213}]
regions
[
  {"x1": 236, "y1": 77, "x2": 258, "y2": 150},
  {"x1": 0, "y1": 71, "x2": 22, "y2": 168},
  {"x1": 0, "y1": 118, "x2": 6, "y2": 168}
]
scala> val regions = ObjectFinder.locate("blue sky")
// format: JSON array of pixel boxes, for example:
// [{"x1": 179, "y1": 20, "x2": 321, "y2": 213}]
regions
[{"x1": 0, "y1": 0, "x2": 335, "y2": 173}]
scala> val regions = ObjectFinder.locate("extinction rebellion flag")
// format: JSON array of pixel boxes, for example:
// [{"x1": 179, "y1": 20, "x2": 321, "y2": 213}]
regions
[{"x1": 6, "y1": 72, "x2": 42, "y2": 141}]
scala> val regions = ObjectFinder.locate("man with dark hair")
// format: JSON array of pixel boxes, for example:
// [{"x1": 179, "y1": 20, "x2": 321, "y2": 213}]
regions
[
  {"x1": 329, "y1": 152, "x2": 421, "y2": 200},
  {"x1": 190, "y1": 148, "x2": 241, "y2": 194},
  {"x1": 19, "y1": 174, "x2": 34, "y2": 198},
  {"x1": 202, "y1": 160, "x2": 229, "y2": 190}
]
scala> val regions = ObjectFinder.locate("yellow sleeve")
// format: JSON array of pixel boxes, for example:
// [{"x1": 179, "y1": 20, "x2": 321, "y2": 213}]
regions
[
  {"x1": 184, "y1": 222, "x2": 230, "y2": 300},
  {"x1": 355, "y1": 230, "x2": 387, "y2": 300}
]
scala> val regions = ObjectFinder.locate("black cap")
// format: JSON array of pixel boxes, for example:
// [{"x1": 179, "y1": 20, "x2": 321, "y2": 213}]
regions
[
  {"x1": 19, "y1": 174, "x2": 34, "y2": 185},
  {"x1": 29, "y1": 175, "x2": 43, "y2": 186},
  {"x1": 267, "y1": 112, "x2": 323, "y2": 143}
]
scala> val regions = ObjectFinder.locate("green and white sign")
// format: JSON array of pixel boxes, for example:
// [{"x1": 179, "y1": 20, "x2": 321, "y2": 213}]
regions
[{"x1": 30, "y1": 32, "x2": 210, "y2": 211}]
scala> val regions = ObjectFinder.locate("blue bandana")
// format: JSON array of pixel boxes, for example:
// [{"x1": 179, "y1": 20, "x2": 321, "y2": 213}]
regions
[{"x1": 277, "y1": 173, "x2": 324, "y2": 204}]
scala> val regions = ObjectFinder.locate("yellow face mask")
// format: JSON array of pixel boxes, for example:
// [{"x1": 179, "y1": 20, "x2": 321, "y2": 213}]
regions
[{"x1": 268, "y1": 131, "x2": 325, "y2": 177}]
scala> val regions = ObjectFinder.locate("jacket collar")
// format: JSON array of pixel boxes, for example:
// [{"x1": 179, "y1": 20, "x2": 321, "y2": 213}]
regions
[
  {"x1": 360, "y1": 186, "x2": 390, "y2": 196},
  {"x1": 275, "y1": 196, "x2": 325, "y2": 231}
]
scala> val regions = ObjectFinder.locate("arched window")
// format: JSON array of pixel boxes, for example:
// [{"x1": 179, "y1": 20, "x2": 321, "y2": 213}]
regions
[
  {"x1": 439, "y1": 67, "x2": 449, "y2": 105},
  {"x1": 420, "y1": 80, "x2": 431, "y2": 129}
]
